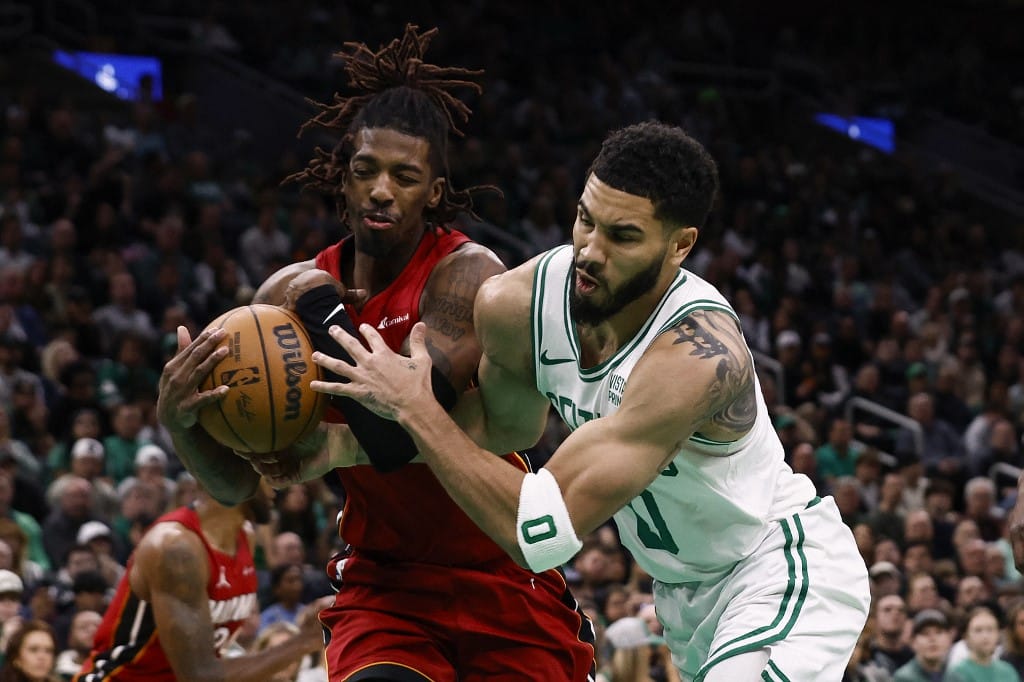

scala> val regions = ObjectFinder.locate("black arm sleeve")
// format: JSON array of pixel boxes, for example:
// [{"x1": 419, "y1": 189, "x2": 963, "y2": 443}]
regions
[{"x1": 293, "y1": 285, "x2": 456, "y2": 472}]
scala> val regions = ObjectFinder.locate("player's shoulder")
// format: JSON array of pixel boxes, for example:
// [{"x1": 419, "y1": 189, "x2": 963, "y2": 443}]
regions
[
  {"x1": 135, "y1": 521, "x2": 205, "y2": 566},
  {"x1": 473, "y1": 253, "x2": 547, "y2": 350},
  {"x1": 476, "y1": 251, "x2": 546, "y2": 312},
  {"x1": 430, "y1": 241, "x2": 506, "y2": 284}
]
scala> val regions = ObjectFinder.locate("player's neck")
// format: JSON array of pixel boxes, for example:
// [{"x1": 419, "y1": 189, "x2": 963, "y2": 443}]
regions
[
  {"x1": 345, "y1": 225, "x2": 427, "y2": 297},
  {"x1": 194, "y1": 501, "x2": 243, "y2": 555},
  {"x1": 576, "y1": 283, "x2": 669, "y2": 367}
]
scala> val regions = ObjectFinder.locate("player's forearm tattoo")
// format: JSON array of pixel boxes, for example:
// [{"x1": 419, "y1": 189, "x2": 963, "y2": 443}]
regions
[{"x1": 671, "y1": 311, "x2": 756, "y2": 433}]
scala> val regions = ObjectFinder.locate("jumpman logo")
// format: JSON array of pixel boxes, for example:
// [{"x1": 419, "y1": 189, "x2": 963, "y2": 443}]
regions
[{"x1": 216, "y1": 566, "x2": 231, "y2": 589}]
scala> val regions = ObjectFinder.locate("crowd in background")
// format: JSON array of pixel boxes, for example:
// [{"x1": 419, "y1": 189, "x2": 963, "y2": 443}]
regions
[{"x1": 1, "y1": 2, "x2": 1024, "y2": 680}]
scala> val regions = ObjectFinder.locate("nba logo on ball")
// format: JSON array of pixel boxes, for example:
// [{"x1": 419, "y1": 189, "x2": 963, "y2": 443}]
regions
[{"x1": 198, "y1": 305, "x2": 327, "y2": 453}]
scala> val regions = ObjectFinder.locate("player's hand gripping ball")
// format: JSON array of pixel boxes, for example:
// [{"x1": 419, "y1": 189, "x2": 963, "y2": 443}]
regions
[{"x1": 198, "y1": 305, "x2": 326, "y2": 453}]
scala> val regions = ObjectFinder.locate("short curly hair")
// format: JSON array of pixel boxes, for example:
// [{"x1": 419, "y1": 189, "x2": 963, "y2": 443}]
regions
[{"x1": 587, "y1": 122, "x2": 719, "y2": 229}]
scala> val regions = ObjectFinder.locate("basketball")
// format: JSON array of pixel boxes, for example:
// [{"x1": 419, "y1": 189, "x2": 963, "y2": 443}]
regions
[{"x1": 197, "y1": 304, "x2": 327, "y2": 453}]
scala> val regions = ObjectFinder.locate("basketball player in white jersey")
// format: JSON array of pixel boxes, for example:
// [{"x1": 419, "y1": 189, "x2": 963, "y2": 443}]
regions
[{"x1": 295, "y1": 121, "x2": 871, "y2": 681}]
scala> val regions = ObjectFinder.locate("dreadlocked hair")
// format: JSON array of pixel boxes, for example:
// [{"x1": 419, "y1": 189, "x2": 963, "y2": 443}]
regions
[{"x1": 285, "y1": 24, "x2": 497, "y2": 228}]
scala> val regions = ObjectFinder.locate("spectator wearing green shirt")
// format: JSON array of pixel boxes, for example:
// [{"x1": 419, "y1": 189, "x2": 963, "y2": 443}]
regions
[
  {"x1": 947, "y1": 606, "x2": 1022, "y2": 682},
  {"x1": 893, "y1": 608, "x2": 953, "y2": 682},
  {"x1": 101, "y1": 403, "x2": 148, "y2": 485},
  {"x1": 815, "y1": 418, "x2": 863, "y2": 482}
]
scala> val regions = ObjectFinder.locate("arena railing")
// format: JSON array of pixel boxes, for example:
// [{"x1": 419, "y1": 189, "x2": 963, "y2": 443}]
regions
[
  {"x1": 751, "y1": 350, "x2": 785, "y2": 406},
  {"x1": 844, "y1": 396, "x2": 924, "y2": 460}
]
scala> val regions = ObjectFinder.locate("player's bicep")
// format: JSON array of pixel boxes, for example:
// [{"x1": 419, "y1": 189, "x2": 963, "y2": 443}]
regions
[
  {"x1": 547, "y1": 310, "x2": 754, "y2": 534},
  {"x1": 458, "y1": 351, "x2": 549, "y2": 453},
  {"x1": 140, "y1": 534, "x2": 219, "y2": 679},
  {"x1": 419, "y1": 246, "x2": 506, "y2": 392}
]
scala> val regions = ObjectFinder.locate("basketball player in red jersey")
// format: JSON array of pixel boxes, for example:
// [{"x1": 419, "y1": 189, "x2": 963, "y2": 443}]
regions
[
  {"x1": 156, "y1": 25, "x2": 595, "y2": 682},
  {"x1": 74, "y1": 481, "x2": 325, "y2": 682}
]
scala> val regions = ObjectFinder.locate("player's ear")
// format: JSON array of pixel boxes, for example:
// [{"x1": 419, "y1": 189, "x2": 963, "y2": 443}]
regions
[
  {"x1": 427, "y1": 177, "x2": 444, "y2": 209},
  {"x1": 668, "y1": 226, "x2": 698, "y2": 267}
]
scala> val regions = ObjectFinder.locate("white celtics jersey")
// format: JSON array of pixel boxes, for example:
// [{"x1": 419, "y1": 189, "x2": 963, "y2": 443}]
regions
[{"x1": 531, "y1": 246, "x2": 816, "y2": 584}]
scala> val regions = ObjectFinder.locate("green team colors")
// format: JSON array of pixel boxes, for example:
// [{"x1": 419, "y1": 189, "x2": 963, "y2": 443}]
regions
[
  {"x1": 530, "y1": 246, "x2": 869, "y2": 680},
  {"x1": 531, "y1": 246, "x2": 815, "y2": 583}
]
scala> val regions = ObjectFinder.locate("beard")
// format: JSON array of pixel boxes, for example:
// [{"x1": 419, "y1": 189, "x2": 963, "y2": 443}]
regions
[{"x1": 569, "y1": 255, "x2": 663, "y2": 326}]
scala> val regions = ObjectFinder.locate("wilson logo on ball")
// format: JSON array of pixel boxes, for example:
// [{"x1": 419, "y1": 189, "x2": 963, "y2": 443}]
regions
[
  {"x1": 219, "y1": 367, "x2": 261, "y2": 387},
  {"x1": 273, "y1": 323, "x2": 307, "y2": 422}
]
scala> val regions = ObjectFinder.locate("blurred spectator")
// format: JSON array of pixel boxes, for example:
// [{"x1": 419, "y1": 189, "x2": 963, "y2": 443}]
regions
[
  {"x1": 95, "y1": 333, "x2": 159, "y2": 409},
  {"x1": 115, "y1": 444, "x2": 174, "y2": 509},
  {"x1": 0, "y1": 619, "x2": 58, "y2": 682},
  {"x1": 0, "y1": 569, "x2": 24, "y2": 657},
  {"x1": 74, "y1": 522, "x2": 123, "y2": 588},
  {"x1": 600, "y1": 616, "x2": 679, "y2": 682},
  {"x1": 265, "y1": 532, "x2": 331, "y2": 605},
  {"x1": 815, "y1": 418, "x2": 863, "y2": 484},
  {"x1": 52, "y1": 610, "x2": 100, "y2": 681},
  {"x1": 946, "y1": 606, "x2": 1019, "y2": 681},
  {"x1": 45, "y1": 439, "x2": 117, "y2": 523},
  {"x1": 869, "y1": 561, "x2": 903, "y2": 600},
  {"x1": 893, "y1": 609, "x2": 953, "y2": 681},
  {"x1": 897, "y1": 392, "x2": 966, "y2": 481},
  {"x1": 259, "y1": 563, "x2": 306, "y2": 631},
  {"x1": 239, "y1": 204, "x2": 290, "y2": 285},
  {"x1": 40, "y1": 478, "x2": 95, "y2": 570},
  {"x1": 101, "y1": 404, "x2": 147, "y2": 486},
  {"x1": 50, "y1": 570, "x2": 106, "y2": 652},
  {"x1": 866, "y1": 473, "x2": 906, "y2": 547},
  {"x1": 964, "y1": 477, "x2": 1006, "y2": 542},
  {"x1": 91, "y1": 272, "x2": 157, "y2": 356},
  {"x1": 868, "y1": 594, "x2": 914, "y2": 675},
  {"x1": 0, "y1": 471, "x2": 48, "y2": 572},
  {"x1": 1001, "y1": 600, "x2": 1024, "y2": 679}
]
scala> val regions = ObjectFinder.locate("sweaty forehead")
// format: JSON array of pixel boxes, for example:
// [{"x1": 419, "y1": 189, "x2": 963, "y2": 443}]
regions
[
  {"x1": 352, "y1": 127, "x2": 433, "y2": 170},
  {"x1": 580, "y1": 174, "x2": 657, "y2": 227}
]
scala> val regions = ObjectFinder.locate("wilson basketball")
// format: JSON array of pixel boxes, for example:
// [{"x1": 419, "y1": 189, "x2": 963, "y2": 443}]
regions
[{"x1": 197, "y1": 304, "x2": 327, "y2": 453}]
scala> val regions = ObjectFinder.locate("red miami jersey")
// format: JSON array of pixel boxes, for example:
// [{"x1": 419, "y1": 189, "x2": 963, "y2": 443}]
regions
[
  {"x1": 75, "y1": 507, "x2": 258, "y2": 681},
  {"x1": 315, "y1": 227, "x2": 530, "y2": 566}
]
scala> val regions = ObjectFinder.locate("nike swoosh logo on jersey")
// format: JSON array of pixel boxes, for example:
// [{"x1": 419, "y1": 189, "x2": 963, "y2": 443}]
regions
[{"x1": 540, "y1": 350, "x2": 575, "y2": 365}]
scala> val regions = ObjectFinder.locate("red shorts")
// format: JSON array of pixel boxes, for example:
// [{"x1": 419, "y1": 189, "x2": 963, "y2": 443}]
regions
[{"x1": 321, "y1": 552, "x2": 595, "y2": 681}]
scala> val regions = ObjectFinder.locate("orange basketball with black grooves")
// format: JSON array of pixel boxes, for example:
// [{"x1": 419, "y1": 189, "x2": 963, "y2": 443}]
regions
[{"x1": 197, "y1": 304, "x2": 327, "y2": 453}]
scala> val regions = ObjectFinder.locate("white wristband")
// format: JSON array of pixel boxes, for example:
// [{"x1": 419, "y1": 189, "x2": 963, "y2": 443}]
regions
[{"x1": 516, "y1": 468, "x2": 582, "y2": 572}]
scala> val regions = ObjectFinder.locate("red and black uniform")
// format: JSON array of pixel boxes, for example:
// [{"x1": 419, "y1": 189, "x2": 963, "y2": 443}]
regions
[
  {"x1": 315, "y1": 228, "x2": 595, "y2": 681},
  {"x1": 75, "y1": 507, "x2": 258, "y2": 682}
]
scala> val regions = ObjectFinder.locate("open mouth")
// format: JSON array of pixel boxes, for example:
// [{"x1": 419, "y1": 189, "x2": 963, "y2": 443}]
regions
[
  {"x1": 362, "y1": 212, "x2": 397, "y2": 229},
  {"x1": 576, "y1": 270, "x2": 600, "y2": 293}
]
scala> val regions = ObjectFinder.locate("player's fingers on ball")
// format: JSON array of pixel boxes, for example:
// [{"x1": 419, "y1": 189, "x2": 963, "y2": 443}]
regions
[
  {"x1": 190, "y1": 345, "x2": 229, "y2": 383},
  {"x1": 192, "y1": 385, "x2": 228, "y2": 409}
]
